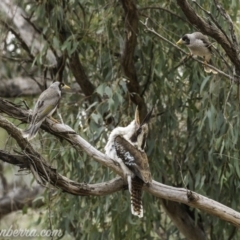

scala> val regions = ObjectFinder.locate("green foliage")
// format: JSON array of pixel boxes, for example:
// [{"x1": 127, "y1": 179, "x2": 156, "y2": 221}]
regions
[{"x1": 1, "y1": 0, "x2": 240, "y2": 239}]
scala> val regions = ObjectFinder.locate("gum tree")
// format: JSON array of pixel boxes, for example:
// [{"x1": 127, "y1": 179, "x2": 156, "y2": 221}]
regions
[{"x1": 0, "y1": 0, "x2": 240, "y2": 239}]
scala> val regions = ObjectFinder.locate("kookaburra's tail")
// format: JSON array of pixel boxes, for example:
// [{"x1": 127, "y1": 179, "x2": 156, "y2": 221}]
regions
[{"x1": 130, "y1": 177, "x2": 144, "y2": 218}]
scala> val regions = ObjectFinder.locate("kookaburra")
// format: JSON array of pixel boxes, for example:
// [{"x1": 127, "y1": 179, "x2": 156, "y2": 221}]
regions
[
  {"x1": 105, "y1": 107, "x2": 152, "y2": 218},
  {"x1": 176, "y1": 32, "x2": 218, "y2": 74}
]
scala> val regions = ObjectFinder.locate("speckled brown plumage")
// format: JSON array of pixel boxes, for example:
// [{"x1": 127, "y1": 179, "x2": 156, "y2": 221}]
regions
[{"x1": 114, "y1": 135, "x2": 152, "y2": 217}]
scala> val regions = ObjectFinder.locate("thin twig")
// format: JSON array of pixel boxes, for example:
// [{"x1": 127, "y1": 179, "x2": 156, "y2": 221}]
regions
[
  {"x1": 20, "y1": 65, "x2": 44, "y2": 91},
  {"x1": 0, "y1": 20, "x2": 34, "y2": 59},
  {"x1": 213, "y1": 0, "x2": 239, "y2": 52},
  {"x1": 22, "y1": 14, "x2": 59, "y2": 60}
]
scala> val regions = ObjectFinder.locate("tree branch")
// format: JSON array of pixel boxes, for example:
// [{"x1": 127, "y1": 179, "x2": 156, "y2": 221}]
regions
[
  {"x1": 162, "y1": 200, "x2": 206, "y2": 240},
  {"x1": 212, "y1": 0, "x2": 239, "y2": 52},
  {"x1": 140, "y1": 19, "x2": 233, "y2": 80},
  {"x1": 0, "y1": 78, "x2": 54, "y2": 97},
  {"x1": 0, "y1": 99, "x2": 240, "y2": 228},
  {"x1": 120, "y1": 0, "x2": 147, "y2": 120},
  {"x1": 68, "y1": 52, "x2": 95, "y2": 97},
  {"x1": 0, "y1": 150, "x2": 125, "y2": 197},
  {"x1": 0, "y1": 19, "x2": 34, "y2": 60},
  {"x1": 149, "y1": 182, "x2": 240, "y2": 228},
  {"x1": 0, "y1": 0, "x2": 57, "y2": 66},
  {"x1": 40, "y1": 0, "x2": 95, "y2": 97},
  {"x1": 176, "y1": 0, "x2": 240, "y2": 75},
  {"x1": 0, "y1": 115, "x2": 124, "y2": 196}
]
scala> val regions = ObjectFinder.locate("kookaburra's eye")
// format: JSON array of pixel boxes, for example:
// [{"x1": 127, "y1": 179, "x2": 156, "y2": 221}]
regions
[
  {"x1": 137, "y1": 128, "x2": 142, "y2": 135},
  {"x1": 60, "y1": 83, "x2": 64, "y2": 88}
]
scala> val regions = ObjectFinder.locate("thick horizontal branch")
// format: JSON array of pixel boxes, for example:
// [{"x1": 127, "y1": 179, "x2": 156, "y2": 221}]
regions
[
  {"x1": 0, "y1": 150, "x2": 125, "y2": 196},
  {"x1": 0, "y1": 99, "x2": 240, "y2": 228},
  {"x1": 0, "y1": 115, "x2": 123, "y2": 195},
  {"x1": 148, "y1": 181, "x2": 240, "y2": 228}
]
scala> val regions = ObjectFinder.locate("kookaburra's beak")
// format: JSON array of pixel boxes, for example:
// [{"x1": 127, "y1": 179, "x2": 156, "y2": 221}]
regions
[
  {"x1": 176, "y1": 39, "x2": 183, "y2": 45},
  {"x1": 141, "y1": 107, "x2": 153, "y2": 125}
]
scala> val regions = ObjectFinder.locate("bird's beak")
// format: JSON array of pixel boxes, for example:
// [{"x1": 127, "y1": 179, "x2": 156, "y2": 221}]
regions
[
  {"x1": 135, "y1": 106, "x2": 141, "y2": 125},
  {"x1": 62, "y1": 85, "x2": 71, "y2": 90},
  {"x1": 176, "y1": 39, "x2": 183, "y2": 45},
  {"x1": 141, "y1": 107, "x2": 154, "y2": 125}
]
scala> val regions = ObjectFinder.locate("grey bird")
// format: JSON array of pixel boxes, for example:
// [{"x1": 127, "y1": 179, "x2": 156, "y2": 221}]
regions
[
  {"x1": 176, "y1": 32, "x2": 218, "y2": 74},
  {"x1": 22, "y1": 81, "x2": 70, "y2": 140}
]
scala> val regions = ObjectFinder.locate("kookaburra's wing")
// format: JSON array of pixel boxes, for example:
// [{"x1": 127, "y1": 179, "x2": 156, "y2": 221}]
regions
[
  {"x1": 114, "y1": 135, "x2": 152, "y2": 183},
  {"x1": 114, "y1": 135, "x2": 152, "y2": 218}
]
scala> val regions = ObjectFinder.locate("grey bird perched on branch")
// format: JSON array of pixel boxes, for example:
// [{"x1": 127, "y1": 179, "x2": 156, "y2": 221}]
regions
[
  {"x1": 105, "y1": 107, "x2": 153, "y2": 217},
  {"x1": 176, "y1": 32, "x2": 218, "y2": 74},
  {"x1": 22, "y1": 81, "x2": 70, "y2": 140}
]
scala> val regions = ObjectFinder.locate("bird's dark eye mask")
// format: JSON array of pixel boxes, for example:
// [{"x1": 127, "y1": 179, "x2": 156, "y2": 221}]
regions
[{"x1": 182, "y1": 35, "x2": 190, "y2": 44}]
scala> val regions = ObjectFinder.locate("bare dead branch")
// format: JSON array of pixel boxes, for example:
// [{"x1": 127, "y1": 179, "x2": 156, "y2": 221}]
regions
[
  {"x1": 149, "y1": 182, "x2": 240, "y2": 228},
  {"x1": 0, "y1": 116, "x2": 124, "y2": 196}
]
